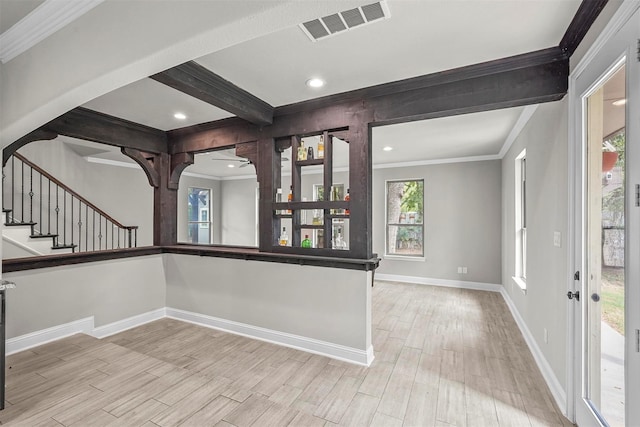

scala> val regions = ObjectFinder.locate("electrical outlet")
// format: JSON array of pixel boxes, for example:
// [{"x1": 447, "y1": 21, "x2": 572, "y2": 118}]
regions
[
  {"x1": 544, "y1": 328, "x2": 548, "y2": 343},
  {"x1": 457, "y1": 267, "x2": 463, "y2": 274},
  {"x1": 462, "y1": 267, "x2": 467, "y2": 274}
]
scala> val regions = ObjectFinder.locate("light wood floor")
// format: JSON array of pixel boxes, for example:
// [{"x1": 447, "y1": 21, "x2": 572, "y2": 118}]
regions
[{"x1": 0, "y1": 281, "x2": 573, "y2": 426}]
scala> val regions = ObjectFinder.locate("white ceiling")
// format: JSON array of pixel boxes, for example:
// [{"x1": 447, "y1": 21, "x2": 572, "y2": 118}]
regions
[{"x1": 3, "y1": 0, "x2": 586, "y2": 176}]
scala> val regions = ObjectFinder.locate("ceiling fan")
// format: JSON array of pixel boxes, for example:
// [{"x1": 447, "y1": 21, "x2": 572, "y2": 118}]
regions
[{"x1": 210, "y1": 155, "x2": 289, "y2": 168}]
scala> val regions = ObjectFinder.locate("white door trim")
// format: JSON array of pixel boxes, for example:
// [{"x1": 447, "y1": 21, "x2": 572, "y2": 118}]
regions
[{"x1": 568, "y1": 0, "x2": 640, "y2": 422}]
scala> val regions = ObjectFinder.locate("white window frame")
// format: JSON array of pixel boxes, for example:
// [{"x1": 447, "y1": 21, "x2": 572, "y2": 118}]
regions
[
  {"x1": 384, "y1": 179, "x2": 425, "y2": 260},
  {"x1": 513, "y1": 149, "x2": 527, "y2": 291}
]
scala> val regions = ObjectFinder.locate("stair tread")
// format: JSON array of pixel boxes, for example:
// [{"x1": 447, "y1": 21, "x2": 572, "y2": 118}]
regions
[
  {"x1": 5, "y1": 221, "x2": 37, "y2": 226},
  {"x1": 30, "y1": 233, "x2": 59, "y2": 239},
  {"x1": 52, "y1": 244, "x2": 77, "y2": 249}
]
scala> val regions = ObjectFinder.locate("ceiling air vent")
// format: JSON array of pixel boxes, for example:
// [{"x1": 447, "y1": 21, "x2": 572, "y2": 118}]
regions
[{"x1": 300, "y1": 1, "x2": 390, "y2": 42}]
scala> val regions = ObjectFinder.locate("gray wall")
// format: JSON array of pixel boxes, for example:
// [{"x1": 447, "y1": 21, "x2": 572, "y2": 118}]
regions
[
  {"x1": 501, "y1": 99, "x2": 569, "y2": 391},
  {"x1": 164, "y1": 253, "x2": 371, "y2": 350},
  {"x1": 4, "y1": 255, "x2": 166, "y2": 338},
  {"x1": 373, "y1": 160, "x2": 502, "y2": 284},
  {"x1": 220, "y1": 177, "x2": 259, "y2": 246},
  {"x1": 17, "y1": 140, "x2": 154, "y2": 246}
]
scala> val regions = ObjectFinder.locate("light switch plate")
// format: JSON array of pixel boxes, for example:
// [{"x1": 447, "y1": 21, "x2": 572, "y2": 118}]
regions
[{"x1": 554, "y1": 231, "x2": 561, "y2": 247}]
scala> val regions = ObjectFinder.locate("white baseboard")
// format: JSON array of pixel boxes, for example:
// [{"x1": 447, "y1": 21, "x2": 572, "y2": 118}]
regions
[
  {"x1": 499, "y1": 288, "x2": 567, "y2": 415},
  {"x1": 166, "y1": 307, "x2": 374, "y2": 366},
  {"x1": 376, "y1": 273, "x2": 502, "y2": 292},
  {"x1": 90, "y1": 308, "x2": 166, "y2": 339},
  {"x1": 6, "y1": 317, "x2": 93, "y2": 355}
]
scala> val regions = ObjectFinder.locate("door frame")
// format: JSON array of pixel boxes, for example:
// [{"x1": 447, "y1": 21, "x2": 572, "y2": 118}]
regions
[{"x1": 568, "y1": 0, "x2": 640, "y2": 423}]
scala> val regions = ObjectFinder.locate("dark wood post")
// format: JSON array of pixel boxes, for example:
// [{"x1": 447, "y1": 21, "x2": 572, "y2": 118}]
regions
[
  {"x1": 348, "y1": 116, "x2": 373, "y2": 259},
  {"x1": 257, "y1": 138, "x2": 278, "y2": 251},
  {"x1": 153, "y1": 152, "x2": 178, "y2": 246}
]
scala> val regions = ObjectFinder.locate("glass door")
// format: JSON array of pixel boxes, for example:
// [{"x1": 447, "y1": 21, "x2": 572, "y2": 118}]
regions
[
  {"x1": 187, "y1": 187, "x2": 212, "y2": 244},
  {"x1": 573, "y1": 6, "x2": 639, "y2": 425}
]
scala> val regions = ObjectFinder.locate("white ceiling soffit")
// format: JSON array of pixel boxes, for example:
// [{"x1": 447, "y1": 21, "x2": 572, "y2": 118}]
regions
[
  {"x1": 300, "y1": 1, "x2": 390, "y2": 41},
  {"x1": 0, "y1": 0, "x2": 104, "y2": 64}
]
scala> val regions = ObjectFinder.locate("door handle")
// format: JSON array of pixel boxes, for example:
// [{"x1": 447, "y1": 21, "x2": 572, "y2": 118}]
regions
[
  {"x1": 591, "y1": 293, "x2": 600, "y2": 302},
  {"x1": 567, "y1": 291, "x2": 580, "y2": 301}
]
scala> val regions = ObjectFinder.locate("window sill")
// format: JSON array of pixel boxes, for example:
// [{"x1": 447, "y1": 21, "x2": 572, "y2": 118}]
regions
[
  {"x1": 384, "y1": 254, "x2": 425, "y2": 262},
  {"x1": 512, "y1": 276, "x2": 527, "y2": 293}
]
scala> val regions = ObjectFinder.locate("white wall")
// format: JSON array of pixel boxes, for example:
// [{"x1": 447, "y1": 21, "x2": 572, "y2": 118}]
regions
[
  {"x1": 3, "y1": 255, "x2": 167, "y2": 338},
  {"x1": 501, "y1": 99, "x2": 569, "y2": 391},
  {"x1": 15, "y1": 140, "x2": 154, "y2": 246},
  {"x1": 374, "y1": 161, "x2": 502, "y2": 285}
]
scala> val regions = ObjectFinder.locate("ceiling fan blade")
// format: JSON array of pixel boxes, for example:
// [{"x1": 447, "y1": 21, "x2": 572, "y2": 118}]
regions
[{"x1": 239, "y1": 162, "x2": 251, "y2": 168}]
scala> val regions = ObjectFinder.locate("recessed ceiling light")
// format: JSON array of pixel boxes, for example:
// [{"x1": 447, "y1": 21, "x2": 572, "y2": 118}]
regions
[
  {"x1": 174, "y1": 112, "x2": 187, "y2": 120},
  {"x1": 612, "y1": 99, "x2": 626, "y2": 106},
  {"x1": 227, "y1": 164, "x2": 235, "y2": 168},
  {"x1": 383, "y1": 146, "x2": 393, "y2": 151},
  {"x1": 306, "y1": 78, "x2": 325, "y2": 88}
]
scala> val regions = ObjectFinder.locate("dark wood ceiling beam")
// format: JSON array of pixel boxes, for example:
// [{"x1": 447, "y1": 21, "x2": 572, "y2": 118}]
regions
[
  {"x1": 168, "y1": 47, "x2": 569, "y2": 152},
  {"x1": 45, "y1": 107, "x2": 168, "y2": 153},
  {"x1": 150, "y1": 61, "x2": 274, "y2": 126},
  {"x1": 560, "y1": 0, "x2": 609, "y2": 57},
  {"x1": 168, "y1": 117, "x2": 259, "y2": 154}
]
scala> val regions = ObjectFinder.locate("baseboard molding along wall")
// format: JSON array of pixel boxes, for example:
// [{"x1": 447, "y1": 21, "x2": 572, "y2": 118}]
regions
[
  {"x1": 6, "y1": 307, "x2": 373, "y2": 366},
  {"x1": 166, "y1": 307, "x2": 374, "y2": 366},
  {"x1": 6, "y1": 316, "x2": 94, "y2": 355},
  {"x1": 499, "y1": 288, "x2": 567, "y2": 416},
  {"x1": 375, "y1": 273, "x2": 502, "y2": 292}
]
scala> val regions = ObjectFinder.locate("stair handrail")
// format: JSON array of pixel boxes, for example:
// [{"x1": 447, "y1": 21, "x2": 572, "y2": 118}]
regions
[{"x1": 11, "y1": 152, "x2": 138, "y2": 233}]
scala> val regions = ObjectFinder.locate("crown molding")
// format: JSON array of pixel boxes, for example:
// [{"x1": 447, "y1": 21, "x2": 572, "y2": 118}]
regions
[
  {"x1": 497, "y1": 104, "x2": 539, "y2": 159},
  {"x1": 0, "y1": 0, "x2": 104, "y2": 64}
]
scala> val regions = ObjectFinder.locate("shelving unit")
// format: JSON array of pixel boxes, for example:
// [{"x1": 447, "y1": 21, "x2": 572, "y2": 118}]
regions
[{"x1": 271, "y1": 130, "x2": 351, "y2": 254}]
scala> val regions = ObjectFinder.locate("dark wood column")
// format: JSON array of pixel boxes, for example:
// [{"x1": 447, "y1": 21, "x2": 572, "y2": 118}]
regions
[
  {"x1": 153, "y1": 152, "x2": 177, "y2": 246},
  {"x1": 348, "y1": 114, "x2": 373, "y2": 259},
  {"x1": 257, "y1": 138, "x2": 278, "y2": 252}
]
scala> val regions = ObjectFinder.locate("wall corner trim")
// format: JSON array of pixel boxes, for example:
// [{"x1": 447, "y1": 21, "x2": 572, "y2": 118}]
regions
[
  {"x1": 375, "y1": 273, "x2": 502, "y2": 292},
  {"x1": 499, "y1": 287, "x2": 568, "y2": 416},
  {"x1": 166, "y1": 307, "x2": 373, "y2": 366}
]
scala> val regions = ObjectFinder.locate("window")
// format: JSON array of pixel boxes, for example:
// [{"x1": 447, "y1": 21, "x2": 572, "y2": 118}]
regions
[
  {"x1": 187, "y1": 187, "x2": 211, "y2": 244},
  {"x1": 514, "y1": 150, "x2": 527, "y2": 289},
  {"x1": 386, "y1": 179, "x2": 424, "y2": 257}
]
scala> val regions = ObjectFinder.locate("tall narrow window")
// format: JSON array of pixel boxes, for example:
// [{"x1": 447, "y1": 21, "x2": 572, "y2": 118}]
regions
[
  {"x1": 386, "y1": 179, "x2": 424, "y2": 258},
  {"x1": 514, "y1": 150, "x2": 527, "y2": 288},
  {"x1": 187, "y1": 187, "x2": 212, "y2": 244}
]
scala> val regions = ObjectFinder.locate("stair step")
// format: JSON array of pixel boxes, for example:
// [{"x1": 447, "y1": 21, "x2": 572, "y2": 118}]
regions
[
  {"x1": 30, "y1": 233, "x2": 59, "y2": 239},
  {"x1": 5, "y1": 221, "x2": 37, "y2": 227},
  {"x1": 51, "y1": 244, "x2": 77, "y2": 250}
]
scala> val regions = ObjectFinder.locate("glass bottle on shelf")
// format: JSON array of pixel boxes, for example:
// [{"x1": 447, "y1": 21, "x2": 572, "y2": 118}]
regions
[
  {"x1": 301, "y1": 197, "x2": 308, "y2": 224},
  {"x1": 279, "y1": 227, "x2": 289, "y2": 246},
  {"x1": 307, "y1": 146, "x2": 314, "y2": 160},
  {"x1": 302, "y1": 234, "x2": 312, "y2": 248},
  {"x1": 317, "y1": 135, "x2": 324, "y2": 159},
  {"x1": 297, "y1": 139, "x2": 307, "y2": 161},
  {"x1": 332, "y1": 227, "x2": 347, "y2": 250},
  {"x1": 344, "y1": 188, "x2": 350, "y2": 215},
  {"x1": 287, "y1": 185, "x2": 293, "y2": 214},
  {"x1": 276, "y1": 188, "x2": 283, "y2": 215},
  {"x1": 312, "y1": 209, "x2": 322, "y2": 225}
]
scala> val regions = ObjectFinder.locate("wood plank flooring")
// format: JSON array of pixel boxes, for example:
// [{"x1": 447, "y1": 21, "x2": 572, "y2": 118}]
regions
[{"x1": 0, "y1": 281, "x2": 573, "y2": 426}]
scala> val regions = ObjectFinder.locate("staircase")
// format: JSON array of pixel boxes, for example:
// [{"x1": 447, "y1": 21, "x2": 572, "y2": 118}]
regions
[{"x1": 2, "y1": 152, "x2": 138, "y2": 256}]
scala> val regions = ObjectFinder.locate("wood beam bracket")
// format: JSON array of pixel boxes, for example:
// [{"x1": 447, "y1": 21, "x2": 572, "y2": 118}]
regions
[
  {"x1": 2, "y1": 128, "x2": 58, "y2": 166},
  {"x1": 235, "y1": 141, "x2": 258, "y2": 176},
  {"x1": 121, "y1": 148, "x2": 161, "y2": 188},
  {"x1": 169, "y1": 152, "x2": 194, "y2": 190}
]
